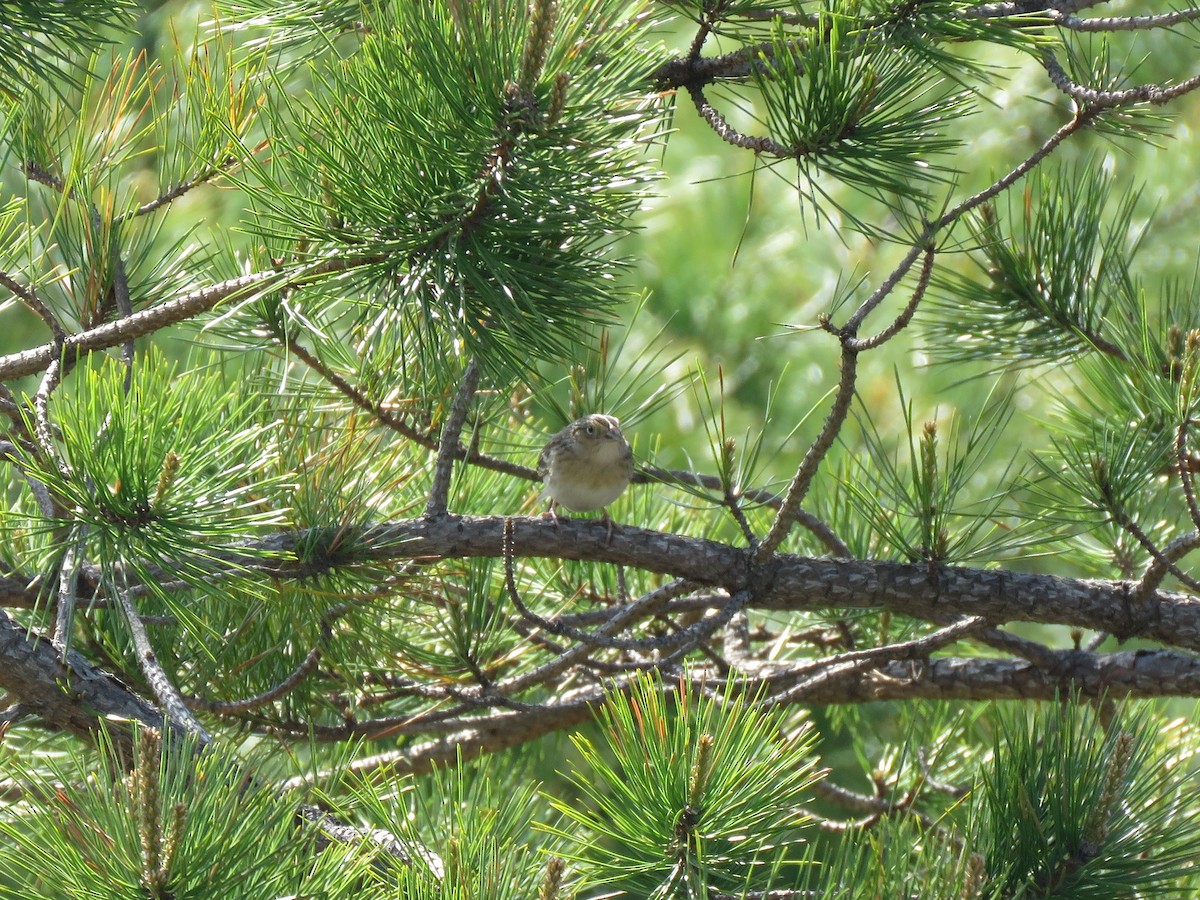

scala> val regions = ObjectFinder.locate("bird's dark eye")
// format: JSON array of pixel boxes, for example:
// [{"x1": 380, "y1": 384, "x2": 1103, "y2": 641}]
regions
[{"x1": 585, "y1": 425, "x2": 596, "y2": 435}]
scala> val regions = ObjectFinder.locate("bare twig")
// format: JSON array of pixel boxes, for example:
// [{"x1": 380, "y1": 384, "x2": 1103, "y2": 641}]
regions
[
  {"x1": 500, "y1": 573, "x2": 697, "y2": 696},
  {"x1": 724, "y1": 489, "x2": 758, "y2": 549},
  {"x1": 1136, "y1": 531, "x2": 1200, "y2": 603},
  {"x1": 33, "y1": 355, "x2": 65, "y2": 467},
  {"x1": 0, "y1": 258, "x2": 387, "y2": 382},
  {"x1": 504, "y1": 519, "x2": 753, "y2": 658},
  {"x1": 1047, "y1": 8, "x2": 1200, "y2": 32},
  {"x1": 806, "y1": 778, "x2": 947, "y2": 835},
  {"x1": 0, "y1": 439, "x2": 58, "y2": 518},
  {"x1": 190, "y1": 647, "x2": 321, "y2": 715},
  {"x1": 686, "y1": 84, "x2": 794, "y2": 156},
  {"x1": 760, "y1": 616, "x2": 990, "y2": 707},
  {"x1": 757, "y1": 343, "x2": 858, "y2": 560},
  {"x1": 1110, "y1": 503, "x2": 1200, "y2": 592},
  {"x1": 845, "y1": 246, "x2": 936, "y2": 352},
  {"x1": 115, "y1": 158, "x2": 240, "y2": 223},
  {"x1": 285, "y1": 334, "x2": 534, "y2": 479},
  {"x1": 113, "y1": 587, "x2": 211, "y2": 742},
  {"x1": 1042, "y1": 51, "x2": 1200, "y2": 108},
  {"x1": 0, "y1": 271, "x2": 65, "y2": 340},
  {"x1": 424, "y1": 358, "x2": 481, "y2": 519},
  {"x1": 757, "y1": 107, "x2": 1097, "y2": 561},
  {"x1": 297, "y1": 805, "x2": 445, "y2": 875}
]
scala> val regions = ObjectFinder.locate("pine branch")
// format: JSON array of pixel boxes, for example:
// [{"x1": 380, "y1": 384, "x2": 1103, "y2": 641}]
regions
[
  {"x1": 0, "y1": 258, "x2": 385, "y2": 381},
  {"x1": 1047, "y1": 7, "x2": 1200, "y2": 32},
  {"x1": 101, "y1": 515, "x2": 1200, "y2": 652},
  {"x1": 273, "y1": 646, "x2": 1200, "y2": 781},
  {"x1": 113, "y1": 156, "x2": 241, "y2": 223},
  {"x1": 0, "y1": 606, "x2": 164, "y2": 758},
  {"x1": 0, "y1": 270, "x2": 65, "y2": 340},
  {"x1": 424, "y1": 359, "x2": 481, "y2": 519},
  {"x1": 1042, "y1": 51, "x2": 1200, "y2": 107},
  {"x1": 113, "y1": 588, "x2": 210, "y2": 742}
]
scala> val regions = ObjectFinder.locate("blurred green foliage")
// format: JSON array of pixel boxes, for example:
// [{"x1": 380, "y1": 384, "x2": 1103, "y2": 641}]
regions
[{"x1": 6, "y1": 0, "x2": 1197, "y2": 505}]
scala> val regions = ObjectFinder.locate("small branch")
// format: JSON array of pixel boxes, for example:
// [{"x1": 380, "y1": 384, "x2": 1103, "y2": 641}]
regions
[
  {"x1": 1110, "y1": 504, "x2": 1200, "y2": 593},
  {"x1": 505, "y1": 520, "x2": 753, "y2": 658},
  {"x1": 806, "y1": 777, "x2": 948, "y2": 836},
  {"x1": 686, "y1": 17, "x2": 709, "y2": 61},
  {"x1": 113, "y1": 588, "x2": 211, "y2": 742},
  {"x1": 646, "y1": 461, "x2": 850, "y2": 553},
  {"x1": 1136, "y1": 531, "x2": 1200, "y2": 603},
  {"x1": 501, "y1": 525, "x2": 698, "y2": 692},
  {"x1": 934, "y1": 109, "x2": 1093, "y2": 230},
  {"x1": 845, "y1": 246, "x2": 936, "y2": 352},
  {"x1": 744, "y1": 110, "x2": 1098, "y2": 563},
  {"x1": 285, "y1": 334, "x2": 534, "y2": 480},
  {"x1": 0, "y1": 271, "x2": 65, "y2": 340},
  {"x1": 790, "y1": 508, "x2": 853, "y2": 557},
  {"x1": 686, "y1": 84, "x2": 794, "y2": 156},
  {"x1": 502, "y1": 518, "x2": 706, "y2": 654},
  {"x1": 842, "y1": 245, "x2": 926, "y2": 336},
  {"x1": 1048, "y1": 7, "x2": 1200, "y2": 33},
  {"x1": 1176, "y1": 413, "x2": 1200, "y2": 532},
  {"x1": 187, "y1": 588, "x2": 393, "y2": 715},
  {"x1": 0, "y1": 257, "x2": 385, "y2": 382},
  {"x1": 33, "y1": 355, "x2": 65, "y2": 468},
  {"x1": 21, "y1": 161, "x2": 64, "y2": 192},
  {"x1": 115, "y1": 158, "x2": 239, "y2": 223},
  {"x1": 757, "y1": 343, "x2": 858, "y2": 559},
  {"x1": 760, "y1": 616, "x2": 990, "y2": 707},
  {"x1": 297, "y1": 805, "x2": 445, "y2": 876},
  {"x1": 190, "y1": 647, "x2": 321, "y2": 714},
  {"x1": 637, "y1": 465, "x2": 782, "y2": 505},
  {"x1": 0, "y1": 439, "x2": 58, "y2": 518},
  {"x1": 423, "y1": 358, "x2": 480, "y2": 519},
  {"x1": 1042, "y1": 52, "x2": 1200, "y2": 108},
  {"x1": 724, "y1": 489, "x2": 758, "y2": 549}
]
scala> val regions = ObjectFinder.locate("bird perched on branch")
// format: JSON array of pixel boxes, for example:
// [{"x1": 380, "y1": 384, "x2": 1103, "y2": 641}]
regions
[{"x1": 538, "y1": 414, "x2": 634, "y2": 534}]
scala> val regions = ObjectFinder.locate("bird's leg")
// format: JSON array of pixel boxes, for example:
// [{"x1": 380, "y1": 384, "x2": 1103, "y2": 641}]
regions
[
  {"x1": 601, "y1": 507, "x2": 616, "y2": 545},
  {"x1": 543, "y1": 500, "x2": 565, "y2": 528}
]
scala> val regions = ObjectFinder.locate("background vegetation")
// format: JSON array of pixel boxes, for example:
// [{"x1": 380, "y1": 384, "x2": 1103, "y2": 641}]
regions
[{"x1": 2, "y1": 0, "x2": 1200, "y2": 896}]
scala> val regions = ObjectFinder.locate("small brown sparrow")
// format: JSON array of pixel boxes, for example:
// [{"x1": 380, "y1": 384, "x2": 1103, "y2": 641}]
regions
[{"x1": 538, "y1": 414, "x2": 634, "y2": 528}]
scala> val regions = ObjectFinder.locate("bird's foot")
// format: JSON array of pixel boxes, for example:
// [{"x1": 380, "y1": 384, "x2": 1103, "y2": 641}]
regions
[{"x1": 602, "y1": 508, "x2": 618, "y2": 545}]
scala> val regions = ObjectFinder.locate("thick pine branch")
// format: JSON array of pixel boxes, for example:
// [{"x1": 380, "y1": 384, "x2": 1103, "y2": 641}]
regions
[
  {"x1": 83, "y1": 515, "x2": 1200, "y2": 653},
  {"x1": 0, "y1": 607, "x2": 165, "y2": 757}
]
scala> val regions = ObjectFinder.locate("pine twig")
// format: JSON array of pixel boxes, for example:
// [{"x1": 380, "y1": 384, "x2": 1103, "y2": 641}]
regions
[{"x1": 424, "y1": 358, "x2": 481, "y2": 519}]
